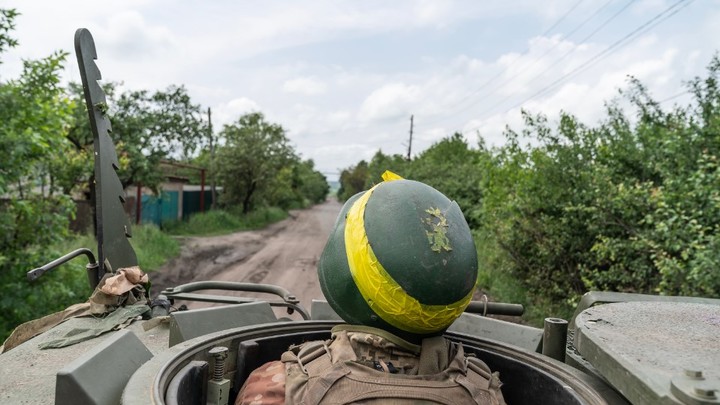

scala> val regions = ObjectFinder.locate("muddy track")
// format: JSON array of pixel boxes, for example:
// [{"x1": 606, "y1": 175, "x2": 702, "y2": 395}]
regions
[{"x1": 150, "y1": 200, "x2": 342, "y2": 314}]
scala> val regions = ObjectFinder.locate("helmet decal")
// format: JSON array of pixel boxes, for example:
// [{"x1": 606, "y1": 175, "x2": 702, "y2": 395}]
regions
[
  {"x1": 343, "y1": 176, "x2": 473, "y2": 335},
  {"x1": 422, "y1": 207, "x2": 453, "y2": 253}
]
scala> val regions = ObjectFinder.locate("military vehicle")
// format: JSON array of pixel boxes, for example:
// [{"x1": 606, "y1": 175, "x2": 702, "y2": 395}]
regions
[{"x1": 0, "y1": 29, "x2": 718, "y2": 405}]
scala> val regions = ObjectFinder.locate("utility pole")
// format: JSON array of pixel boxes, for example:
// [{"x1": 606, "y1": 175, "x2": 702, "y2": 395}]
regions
[
  {"x1": 406, "y1": 114, "x2": 414, "y2": 160},
  {"x1": 208, "y1": 107, "x2": 217, "y2": 209}
]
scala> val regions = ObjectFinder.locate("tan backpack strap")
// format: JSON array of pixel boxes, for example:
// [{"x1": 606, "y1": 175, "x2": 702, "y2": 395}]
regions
[
  {"x1": 301, "y1": 365, "x2": 351, "y2": 405},
  {"x1": 417, "y1": 336, "x2": 452, "y2": 374},
  {"x1": 466, "y1": 356, "x2": 493, "y2": 381},
  {"x1": 295, "y1": 341, "x2": 331, "y2": 374},
  {"x1": 303, "y1": 343, "x2": 333, "y2": 377},
  {"x1": 461, "y1": 356, "x2": 506, "y2": 405}
]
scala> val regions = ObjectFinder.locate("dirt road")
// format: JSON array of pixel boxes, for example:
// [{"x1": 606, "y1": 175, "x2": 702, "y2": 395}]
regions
[{"x1": 151, "y1": 199, "x2": 342, "y2": 315}]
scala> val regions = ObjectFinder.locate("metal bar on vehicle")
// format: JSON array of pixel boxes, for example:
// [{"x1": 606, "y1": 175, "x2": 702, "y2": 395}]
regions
[
  {"x1": 162, "y1": 281, "x2": 310, "y2": 319},
  {"x1": 542, "y1": 317, "x2": 568, "y2": 362},
  {"x1": 164, "y1": 292, "x2": 259, "y2": 305},
  {"x1": 27, "y1": 248, "x2": 97, "y2": 281},
  {"x1": 165, "y1": 292, "x2": 310, "y2": 320},
  {"x1": 465, "y1": 301, "x2": 524, "y2": 317},
  {"x1": 162, "y1": 281, "x2": 299, "y2": 303}
]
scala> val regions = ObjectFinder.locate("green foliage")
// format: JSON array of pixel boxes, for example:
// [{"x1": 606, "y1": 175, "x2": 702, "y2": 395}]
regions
[
  {"x1": 338, "y1": 135, "x2": 487, "y2": 226},
  {"x1": 0, "y1": 224, "x2": 181, "y2": 341},
  {"x1": 164, "y1": 207, "x2": 288, "y2": 236},
  {"x1": 243, "y1": 206, "x2": 288, "y2": 228},
  {"x1": 215, "y1": 112, "x2": 294, "y2": 213},
  {"x1": 3, "y1": 229, "x2": 93, "y2": 337},
  {"x1": 0, "y1": 17, "x2": 85, "y2": 341},
  {"x1": 365, "y1": 150, "x2": 407, "y2": 188},
  {"x1": 130, "y1": 225, "x2": 180, "y2": 272},
  {"x1": 337, "y1": 160, "x2": 369, "y2": 201},
  {"x1": 405, "y1": 134, "x2": 487, "y2": 228},
  {"x1": 0, "y1": 9, "x2": 18, "y2": 62},
  {"x1": 0, "y1": 197, "x2": 82, "y2": 342},
  {"x1": 294, "y1": 159, "x2": 330, "y2": 205},
  {"x1": 61, "y1": 83, "x2": 207, "y2": 197},
  {"x1": 339, "y1": 56, "x2": 720, "y2": 323},
  {"x1": 0, "y1": 52, "x2": 74, "y2": 196},
  {"x1": 214, "y1": 112, "x2": 328, "y2": 213},
  {"x1": 479, "y1": 58, "x2": 720, "y2": 313}
]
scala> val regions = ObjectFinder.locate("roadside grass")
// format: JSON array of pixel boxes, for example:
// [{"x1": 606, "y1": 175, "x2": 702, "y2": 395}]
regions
[
  {"x1": 474, "y1": 230, "x2": 574, "y2": 327},
  {"x1": 129, "y1": 225, "x2": 180, "y2": 272},
  {"x1": 50, "y1": 206, "x2": 289, "y2": 282},
  {"x1": 49, "y1": 224, "x2": 180, "y2": 275},
  {"x1": 163, "y1": 207, "x2": 287, "y2": 236},
  {"x1": 5, "y1": 208, "x2": 289, "y2": 340}
]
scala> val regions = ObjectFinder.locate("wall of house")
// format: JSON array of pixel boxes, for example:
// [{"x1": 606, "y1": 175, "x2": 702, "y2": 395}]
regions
[{"x1": 70, "y1": 183, "x2": 217, "y2": 231}]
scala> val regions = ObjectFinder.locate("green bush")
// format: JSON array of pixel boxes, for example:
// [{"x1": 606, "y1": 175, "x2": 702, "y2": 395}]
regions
[
  {"x1": 164, "y1": 207, "x2": 288, "y2": 236},
  {"x1": 478, "y1": 61, "x2": 720, "y2": 315},
  {"x1": 339, "y1": 56, "x2": 720, "y2": 322},
  {"x1": 0, "y1": 223, "x2": 180, "y2": 342},
  {"x1": 130, "y1": 225, "x2": 180, "y2": 272}
]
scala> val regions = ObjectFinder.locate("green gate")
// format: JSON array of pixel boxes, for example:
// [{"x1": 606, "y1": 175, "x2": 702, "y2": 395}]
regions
[{"x1": 141, "y1": 191, "x2": 179, "y2": 226}]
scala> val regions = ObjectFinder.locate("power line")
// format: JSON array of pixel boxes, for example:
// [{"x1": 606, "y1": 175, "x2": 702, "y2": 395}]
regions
[
  {"x1": 507, "y1": 0, "x2": 692, "y2": 110},
  {"x1": 658, "y1": 90, "x2": 691, "y2": 104},
  {"x1": 511, "y1": 0, "x2": 636, "y2": 91},
  {"x1": 461, "y1": 0, "x2": 693, "y2": 136},
  {"x1": 539, "y1": 0, "x2": 586, "y2": 37},
  {"x1": 463, "y1": 0, "x2": 636, "y2": 124},
  {"x1": 495, "y1": 0, "x2": 615, "y2": 90},
  {"x1": 419, "y1": 0, "x2": 586, "y2": 127}
]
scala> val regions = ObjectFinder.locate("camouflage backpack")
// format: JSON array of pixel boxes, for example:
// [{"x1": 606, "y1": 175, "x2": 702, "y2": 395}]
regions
[{"x1": 281, "y1": 325, "x2": 506, "y2": 405}]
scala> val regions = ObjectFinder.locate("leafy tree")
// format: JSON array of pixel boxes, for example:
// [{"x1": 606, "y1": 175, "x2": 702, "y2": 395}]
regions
[
  {"x1": 60, "y1": 83, "x2": 206, "y2": 199},
  {"x1": 295, "y1": 159, "x2": 330, "y2": 204},
  {"x1": 340, "y1": 135, "x2": 487, "y2": 227},
  {"x1": 406, "y1": 133, "x2": 487, "y2": 228},
  {"x1": 0, "y1": 11, "x2": 86, "y2": 340},
  {"x1": 337, "y1": 56, "x2": 720, "y2": 321},
  {"x1": 337, "y1": 160, "x2": 369, "y2": 201},
  {"x1": 365, "y1": 150, "x2": 407, "y2": 188},
  {"x1": 481, "y1": 58, "x2": 720, "y2": 306},
  {"x1": 263, "y1": 158, "x2": 329, "y2": 209},
  {"x1": 215, "y1": 112, "x2": 296, "y2": 213},
  {"x1": 0, "y1": 8, "x2": 18, "y2": 60}
]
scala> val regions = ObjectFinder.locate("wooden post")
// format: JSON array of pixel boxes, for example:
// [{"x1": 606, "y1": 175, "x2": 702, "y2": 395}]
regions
[
  {"x1": 208, "y1": 107, "x2": 217, "y2": 209},
  {"x1": 200, "y1": 169, "x2": 206, "y2": 212},
  {"x1": 407, "y1": 114, "x2": 414, "y2": 160},
  {"x1": 135, "y1": 183, "x2": 142, "y2": 225}
]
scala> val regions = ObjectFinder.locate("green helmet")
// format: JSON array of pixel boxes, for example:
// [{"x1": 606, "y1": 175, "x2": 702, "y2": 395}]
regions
[{"x1": 319, "y1": 172, "x2": 478, "y2": 341}]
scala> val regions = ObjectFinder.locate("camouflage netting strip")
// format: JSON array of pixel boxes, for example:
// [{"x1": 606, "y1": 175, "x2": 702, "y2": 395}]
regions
[
  {"x1": 1, "y1": 302, "x2": 92, "y2": 353},
  {"x1": 38, "y1": 304, "x2": 149, "y2": 349},
  {"x1": 2, "y1": 268, "x2": 151, "y2": 352}
]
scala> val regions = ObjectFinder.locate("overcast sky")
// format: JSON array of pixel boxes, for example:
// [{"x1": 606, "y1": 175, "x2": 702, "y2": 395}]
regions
[{"x1": 2, "y1": 0, "x2": 717, "y2": 181}]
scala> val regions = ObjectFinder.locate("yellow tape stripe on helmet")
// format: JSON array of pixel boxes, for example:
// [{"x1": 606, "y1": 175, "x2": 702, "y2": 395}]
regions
[{"x1": 344, "y1": 175, "x2": 473, "y2": 334}]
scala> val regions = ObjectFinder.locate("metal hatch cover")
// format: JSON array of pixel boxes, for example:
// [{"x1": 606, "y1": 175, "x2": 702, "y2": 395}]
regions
[{"x1": 575, "y1": 301, "x2": 720, "y2": 405}]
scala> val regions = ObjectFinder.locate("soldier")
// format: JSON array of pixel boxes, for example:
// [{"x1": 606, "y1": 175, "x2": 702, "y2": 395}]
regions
[{"x1": 236, "y1": 172, "x2": 506, "y2": 405}]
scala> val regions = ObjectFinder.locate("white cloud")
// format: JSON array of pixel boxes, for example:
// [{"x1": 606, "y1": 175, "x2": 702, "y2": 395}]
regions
[
  {"x1": 412, "y1": 1, "x2": 454, "y2": 28},
  {"x1": 359, "y1": 83, "x2": 421, "y2": 122},
  {"x1": 283, "y1": 77, "x2": 327, "y2": 95},
  {"x1": 2, "y1": 0, "x2": 714, "y2": 181},
  {"x1": 213, "y1": 98, "x2": 261, "y2": 127},
  {"x1": 97, "y1": 11, "x2": 177, "y2": 57}
]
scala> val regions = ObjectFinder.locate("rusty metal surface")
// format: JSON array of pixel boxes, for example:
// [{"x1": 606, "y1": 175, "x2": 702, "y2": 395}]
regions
[
  {"x1": 575, "y1": 301, "x2": 720, "y2": 405},
  {"x1": 74, "y1": 28, "x2": 138, "y2": 281}
]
